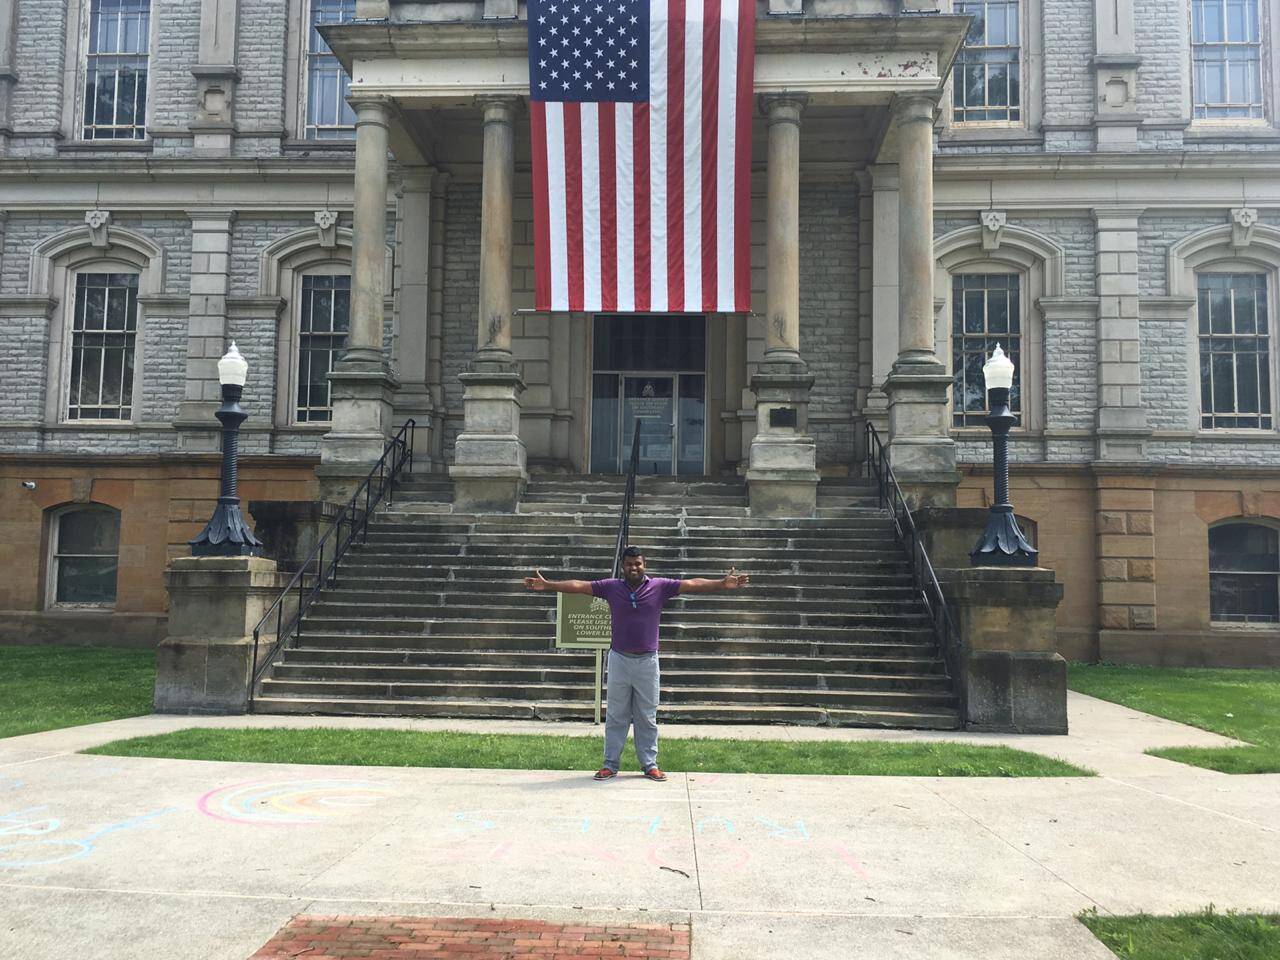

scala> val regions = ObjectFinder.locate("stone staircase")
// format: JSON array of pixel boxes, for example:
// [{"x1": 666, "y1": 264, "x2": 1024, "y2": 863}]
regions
[{"x1": 251, "y1": 475, "x2": 962, "y2": 729}]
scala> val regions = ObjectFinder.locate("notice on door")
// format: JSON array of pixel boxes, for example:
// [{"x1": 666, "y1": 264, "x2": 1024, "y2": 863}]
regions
[{"x1": 556, "y1": 593, "x2": 614, "y2": 649}]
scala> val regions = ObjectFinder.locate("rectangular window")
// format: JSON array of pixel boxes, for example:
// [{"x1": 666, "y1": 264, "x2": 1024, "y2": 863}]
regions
[
  {"x1": 297, "y1": 274, "x2": 351, "y2": 422},
  {"x1": 952, "y1": 274, "x2": 1022, "y2": 427},
  {"x1": 82, "y1": 0, "x2": 150, "y2": 140},
  {"x1": 305, "y1": 0, "x2": 357, "y2": 139},
  {"x1": 52, "y1": 508, "x2": 120, "y2": 606},
  {"x1": 67, "y1": 272, "x2": 139, "y2": 421},
  {"x1": 1191, "y1": 0, "x2": 1265, "y2": 120},
  {"x1": 1210, "y1": 522, "x2": 1280, "y2": 623},
  {"x1": 953, "y1": 0, "x2": 1021, "y2": 123},
  {"x1": 1198, "y1": 273, "x2": 1271, "y2": 429}
]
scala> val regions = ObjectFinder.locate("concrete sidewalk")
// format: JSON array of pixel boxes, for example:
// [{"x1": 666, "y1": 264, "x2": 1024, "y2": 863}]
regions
[{"x1": 1, "y1": 692, "x2": 1276, "y2": 959}]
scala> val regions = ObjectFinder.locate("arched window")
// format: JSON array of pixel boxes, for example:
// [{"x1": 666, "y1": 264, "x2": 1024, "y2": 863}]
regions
[
  {"x1": 1209, "y1": 521, "x2": 1280, "y2": 623},
  {"x1": 47, "y1": 506, "x2": 121, "y2": 607},
  {"x1": 296, "y1": 268, "x2": 352, "y2": 422}
]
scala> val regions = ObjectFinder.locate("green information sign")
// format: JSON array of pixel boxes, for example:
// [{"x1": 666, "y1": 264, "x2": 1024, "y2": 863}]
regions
[{"x1": 556, "y1": 592, "x2": 614, "y2": 649}]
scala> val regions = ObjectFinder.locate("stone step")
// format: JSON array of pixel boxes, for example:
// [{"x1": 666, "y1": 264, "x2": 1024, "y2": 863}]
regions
[
  {"x1": 327, "y1": 570, "x2": 918, "y2": 590},
  {"x1": 269, "y1": 662, "x2": 953, "y2": 692},
  {"x1": 357, "y1": 533, "x2": 901, "y2": 551},
  {"x1": 257, "y1": 676, "x2": 958, "y2": 709},
  {"x1": 324, "y1": 578, "x2": 921, "y2": 600},
  {"x1": 289, "y1": 632, "x2": 939, "y2": 658},
  {"x1": 317, "y1": 588, "x2": 922, "y2": 610},
  {"x1": 249, "y1": 695, "x2": 961, "y2": 729},
  {"x1": 348, "y1": 543, "x2": 903, "y2": 562},
  {"x1": 336, "y1": 555, "x2": 914, "y2": 575},
  {"x1": 279, "y1": 647, "x2": 948, "y2": 675}
]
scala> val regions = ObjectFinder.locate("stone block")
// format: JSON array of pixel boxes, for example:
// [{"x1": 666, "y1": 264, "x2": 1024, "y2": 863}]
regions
[
  {"x1": 1098, "y1": 534, "x2": 1154, "y2": 558},
  {"x1": 1099, "y1": 558, "x2": 1128, "y2": 581},
  {"x1": 1126, "y1": 512, "x2": 1154, "y2": 535},
  {"x1": 1099, "y1": 605, "x2": 1130, "y2": 629},
  {"x1": 964, "y1": 651, "x2": 1068, "y2": 735},
  {"x1": 1097, "y1": 511, "x2": 1127, "y2": 534},
  {"x1": 1129, "y1": 605, "x2": 1157, "y2": 629},
  {"x1": 1128, "y1": 558, "x2": 1155, "y2": 581},
  {"x1": 1099, "y1": 580, "x2": 1156, "y2": 606}
]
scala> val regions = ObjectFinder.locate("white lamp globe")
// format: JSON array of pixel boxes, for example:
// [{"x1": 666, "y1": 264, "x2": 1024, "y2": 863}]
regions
[
  {"x1": 982, "y1": 343, "x2": 1015, "y2": 392},
  {"x1": 218, "y1": 341, "x2": 249, "y2": 387}
]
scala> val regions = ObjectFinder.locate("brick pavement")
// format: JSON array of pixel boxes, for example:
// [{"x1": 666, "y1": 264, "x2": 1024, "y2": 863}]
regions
[{"x1": 249, "y1": 915, "x2": 692, "y2": 959}]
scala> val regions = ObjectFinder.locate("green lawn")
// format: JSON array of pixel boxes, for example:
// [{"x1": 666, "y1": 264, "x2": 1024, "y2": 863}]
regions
[
  {"x1": 1080, "y1": 907, "x2": 1280, "y2": 960},
  {"x1": 84, "y1": 726, "x2": 1093, "y2": 777},
  {"x1": 0, "y1": 644, "x2": 155, "y2": 739},
  {"x1": 1067, "y1": 663, "x2": 1280, "y2": 774}
]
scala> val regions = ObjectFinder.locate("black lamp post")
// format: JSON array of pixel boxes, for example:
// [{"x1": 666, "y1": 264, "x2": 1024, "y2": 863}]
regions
[
  {"x1": 970, "y1": 344, "x2": 1037, "y2": 567},
  {"x1": 190, "y1": 342, "x2": 262, "y2": 557}
]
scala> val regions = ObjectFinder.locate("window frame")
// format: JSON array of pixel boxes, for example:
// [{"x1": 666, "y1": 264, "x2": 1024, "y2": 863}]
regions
[
  {"x1": 292, "y1": 265, "x2": 353, "y2": 424},
  {"x1": 63, "y1": 0, "x2": 157, "y2": 144},
  {"x1": 1185, "y1": 0, "x2": 1280, "y2": 130},
  {"x1": 283, "y1": 0, "x2": 358, "y2": 144},
  {"x1": 942, "y1": 0, "x2": 1042, "y2": 140},
  {"x1": 64, "y1": 270, "x2": 143, "y2": 423},
  {"x1": 949, "y1": 272, "x2": 1026, "y2": 428},
  {"x1": 44, "y1": 504, "x2": 121, "y2": 610},
  {"x1": 1208, "y1": 519, "x2": 1280, "y2": 626},
  {"x1": 1194, "y1": 270, "x2": 1274, "y2": 431}
]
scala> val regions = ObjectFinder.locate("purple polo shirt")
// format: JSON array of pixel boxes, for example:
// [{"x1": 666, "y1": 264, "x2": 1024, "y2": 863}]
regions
[{"x1": 590, "y1": 576, "x2": 682, "y2": 654}]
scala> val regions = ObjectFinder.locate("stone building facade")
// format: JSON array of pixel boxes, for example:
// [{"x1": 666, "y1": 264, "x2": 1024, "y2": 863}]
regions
[{"x1": 1, "y1": 0, "x2": 1279, "y2": 667}]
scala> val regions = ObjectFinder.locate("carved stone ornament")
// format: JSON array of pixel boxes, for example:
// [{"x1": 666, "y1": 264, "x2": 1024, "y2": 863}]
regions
[
  {"x1": 1231, "y1": 207, "x2": 1258, "y2": 250},
  {"x1": 85, "y1": 209, "x2": 112, "y2": 248},
  {"x1": 314, "y1": 209, "x2": 339, "y2": 249},
  {"x1": 981, "y1": 210, "x2": 1007, "y2": 251}
]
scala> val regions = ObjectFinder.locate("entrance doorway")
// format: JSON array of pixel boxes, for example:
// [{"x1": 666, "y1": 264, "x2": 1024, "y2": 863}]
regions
[{"x1": 589, "y1": 316, "x2": 706, "y2": 475}]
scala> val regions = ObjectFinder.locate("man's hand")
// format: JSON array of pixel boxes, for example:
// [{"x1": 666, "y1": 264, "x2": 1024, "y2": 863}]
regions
[
  {"x1": 722, "y1": 567, "x2": 750, "y2": 590},
  {"x1": 524, "y1": 570, "x2": 551, "y2": 591}
]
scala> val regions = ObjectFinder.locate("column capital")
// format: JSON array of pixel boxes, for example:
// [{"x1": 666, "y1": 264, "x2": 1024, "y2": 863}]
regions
[
  {"x1": 476, "y1": 94, "x2": 520, "y2": 125},
  {"x1": 348, "y1": 93, "x2": 393, "y2": 126},
  {"x1": 185, "y1": 208, "x2": 238, "y2": 225},
  {"x1": 759, "y1": 93, "x2": 808, "y2": 125},
  {"x1": 892, "y1": 93, "x2": 938, "y2": 125},
  {"x1": 398, "y1": 165, "x2": 437, "y2": 194}
]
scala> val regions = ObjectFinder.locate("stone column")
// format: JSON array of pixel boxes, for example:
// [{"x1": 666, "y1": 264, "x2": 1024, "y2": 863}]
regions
[
  {"x1": 318, "y1": 95, "x2": 400, "y2": 500},
  {"x1": 450, "y1": 96, "x2": 527, "y2": 512},
  {"x1": 1093, "y1": 208, "x2": 1149, "y2": 460},
  {"x1": 1092, "y1": 0, "x2": 1141, "y2": 151},
  {"x1": 746, "y1": 94, "x2": 818, "y2": 518},
  {"x1": 190, "y1": 0, "x2": 239, "y2": 156},
  {"x1": 1095, "y1": 473, "x2": 1157, "y2": 650},
  {"x1": 427, "y1": 171, "x2": 451, "y2": 467},
  {"x1": 864, "y1": 164, "x2": 901, "y2": 439},
  {"x1": 394, "y1": 166, "x2": 436, "y2": 468},
  {"x1": 882, "y1": 94, "x2": 956, "y2": 506},
  {"x1": 0, "y1": 0, "x2": 17, "y2": 156},
  {"x1": 174, "y1": 210, "x2": 236, "y2": 452}
]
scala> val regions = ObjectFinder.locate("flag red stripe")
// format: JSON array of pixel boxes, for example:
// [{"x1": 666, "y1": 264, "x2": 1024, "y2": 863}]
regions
[
  {"x1": 633, "y1": 102, "x2": 651, "y2": 312},
  {"x1": 733, "y1": 0, "x2": 753, "y2": 312},
  {"x1": 599, "y1": 103, "x2": 618, "y2": 312},
  {"x1": 701, "y1": 0, "x2": 720, "y2": 312},
  {"x1": 666, "y1": 0, "x2": 685, "y2": 312},
  {"x1": 530, "y1": 100, "x2": 552, "y2": 312},
  {"x1": 563, "y1": 102, "x2": 585, "y2": 313}
]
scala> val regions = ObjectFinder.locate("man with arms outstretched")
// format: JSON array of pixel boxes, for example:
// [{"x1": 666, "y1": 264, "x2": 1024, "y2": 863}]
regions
[{"x1": 524, "y1": 546, "x2": 749, "y2": 782}]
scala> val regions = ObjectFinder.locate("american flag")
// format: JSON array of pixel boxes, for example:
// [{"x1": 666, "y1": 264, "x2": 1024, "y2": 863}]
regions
[{"x1": 528, "y1": 0, "x2": 755, "y2": 314}]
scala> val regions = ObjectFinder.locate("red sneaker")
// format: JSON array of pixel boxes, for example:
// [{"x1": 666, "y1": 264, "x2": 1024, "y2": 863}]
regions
[
  {"x1": 643, "y1": 767, "x2": 668, "y2": 782},
  {"x1": 593, "y1": 768, "x2": 617, "y2": 781}
]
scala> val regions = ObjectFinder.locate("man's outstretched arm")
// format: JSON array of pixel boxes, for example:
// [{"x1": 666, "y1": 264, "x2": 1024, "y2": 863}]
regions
[
  {"x1": 523, "y1": 570, "x2": 594, "y2": 594},
  {"x1": 678, "y1": 567, "x2": 750, "y2": 594}
]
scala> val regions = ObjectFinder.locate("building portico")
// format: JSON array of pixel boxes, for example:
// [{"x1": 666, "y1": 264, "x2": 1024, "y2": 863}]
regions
[{"x1": 320, "y1": 2, "x2": 970, "y2": 511}]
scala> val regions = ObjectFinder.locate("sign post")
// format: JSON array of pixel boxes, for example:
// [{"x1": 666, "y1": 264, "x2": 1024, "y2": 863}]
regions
[{"x1": 555, "y1": 593, "x2": 613, "y2": 723}]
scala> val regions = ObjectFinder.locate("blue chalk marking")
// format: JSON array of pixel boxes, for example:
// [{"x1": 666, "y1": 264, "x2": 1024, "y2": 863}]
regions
[{"x1": 0, "y1": 806, "x2": 177, "y2": 870}]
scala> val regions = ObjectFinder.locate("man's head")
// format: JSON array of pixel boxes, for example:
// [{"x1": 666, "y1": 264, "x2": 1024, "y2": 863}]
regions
[{"x1": 621, "y1": 546, "x2": 646, "y2": 586}]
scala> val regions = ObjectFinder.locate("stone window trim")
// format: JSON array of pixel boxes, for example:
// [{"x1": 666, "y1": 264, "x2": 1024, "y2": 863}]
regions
[
  {"x1": 43, "y1": 503, "x2": 121, "y2": 610},
  {"x1": 59, "y1": 0, "x2": 159, "y2": 144},
  {"x1": 258, "y1": 227, "x2": 393, "y2": 429},
  {"x1": 934, "y1": 221, "x2": 1063, "y2": 435},
  {"x1": 27, "y1": 224, "x2": 166, "y2": 427},
  {"x1": 1207, "y1": 517, "x2": 1280, "y2": 627},
  {"x1": 938, "y1": 0, "x2": 1043, "y2": 141},
  {"x1": 1182, "y1": 0, "x2": 1280, "y2": 131},
  {"x1": 1168, "y1": 220, "x2": 1280, "y2": 436}
]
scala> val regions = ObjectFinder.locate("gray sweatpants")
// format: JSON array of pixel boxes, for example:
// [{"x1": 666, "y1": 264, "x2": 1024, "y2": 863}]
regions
[{"x1": 603, "y1": 649, "x2": 660, "y2": 772}]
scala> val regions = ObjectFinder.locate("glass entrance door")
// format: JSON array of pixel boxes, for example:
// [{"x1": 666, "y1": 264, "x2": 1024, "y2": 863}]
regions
[{"x1": 623, "y1": 376, "x2": 674, "y2": 474}]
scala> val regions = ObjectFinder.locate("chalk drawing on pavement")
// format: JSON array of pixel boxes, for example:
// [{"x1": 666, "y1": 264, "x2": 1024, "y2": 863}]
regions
[
  {"x1": 0, "y1": 805, "x2": 176, "y2": 869},
  {"x1": 197, "y1": 779, "x2": 393, "y2": 826}
]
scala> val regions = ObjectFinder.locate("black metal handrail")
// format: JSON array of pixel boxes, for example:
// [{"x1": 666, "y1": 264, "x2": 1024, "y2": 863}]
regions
[
  {"x1": 612, "y1": 418, "x2": 643, "y2": 577},
  {"x1": 863, "y1": 422, "x2": 965, "y2": 719},
  {"x1": 248, "y1": 419, "x2": 416, "y2": 708}
]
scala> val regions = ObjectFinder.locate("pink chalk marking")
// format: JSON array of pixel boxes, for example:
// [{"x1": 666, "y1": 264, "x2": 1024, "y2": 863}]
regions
[
  {"x1": 828, "y1": 840, "x2": 871, "y2": 880},
  {"x1": 196, "y1": 780, "x2": 295, "y2": 827}
]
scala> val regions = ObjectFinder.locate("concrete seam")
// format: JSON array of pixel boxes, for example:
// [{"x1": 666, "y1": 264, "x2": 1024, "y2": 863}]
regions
[
  {"x1": 1103, "y1": 775, "x2": 1278, "y2": 835},
  {"x1": 684, "y1": 773, "x2": 705, "y2": 911}
]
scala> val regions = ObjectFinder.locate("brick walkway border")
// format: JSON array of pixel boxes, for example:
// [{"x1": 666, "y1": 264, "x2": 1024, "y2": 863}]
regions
[{"x1": 249, "y1": 915, "x2": 692, "y2": 959}]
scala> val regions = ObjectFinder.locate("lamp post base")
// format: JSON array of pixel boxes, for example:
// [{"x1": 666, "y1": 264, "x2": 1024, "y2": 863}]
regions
[
  {"x1": 970, "y1": 504, "x2": 1037, "y2": 566},
  {"x1": 190, "y1": 499, "x2": 262, "y2": 557}
]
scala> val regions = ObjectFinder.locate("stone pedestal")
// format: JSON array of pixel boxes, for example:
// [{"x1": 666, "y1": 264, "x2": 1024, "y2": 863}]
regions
[
  {"x1": 318, "y1": 359, "x2": 401, "y2": 502},
  {"x1": 746, "y1": 362, "x2": 819, "y2": 517},
  {"x1": 941, "y1": 567, "x2": 1068, "y2": 734},
  {"x1": 247, "y1": 500, "x2": 338, "y2": 573},
  {"x1": 154, "y1": 556, "x2": 285, "y2": 714},
  {"x1": 450, "y1": 362, "x2": 527, "y2": 512},
  {"x1": 883, "y1": 357, "x2": 959, "y2": 507}
]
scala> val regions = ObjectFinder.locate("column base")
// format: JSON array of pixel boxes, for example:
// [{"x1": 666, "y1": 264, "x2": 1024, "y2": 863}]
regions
[
  {"x1": 884, "y1": 357, "x2": 958, "y2": 507},
  {"x1": 747, "y1": 361, "x2": 818, "y2": 517},
  {"x1": 320, "y1": 359, "x2": 401, "y2": 492},
  {"x1": 154, "y1": 556, "x2": 284, "y2": 715},
  {"x1": 448, "y1": 360, "x2": 528, "y2": 513}
]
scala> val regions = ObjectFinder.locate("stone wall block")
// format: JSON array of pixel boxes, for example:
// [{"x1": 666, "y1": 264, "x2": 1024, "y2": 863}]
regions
[
  {"x1": 1127, "y1": 558, "x2": 1155, "y2": 581},
  {"x1": 1126, "y1": 512, "x2": 1154, "y2": 535}
]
